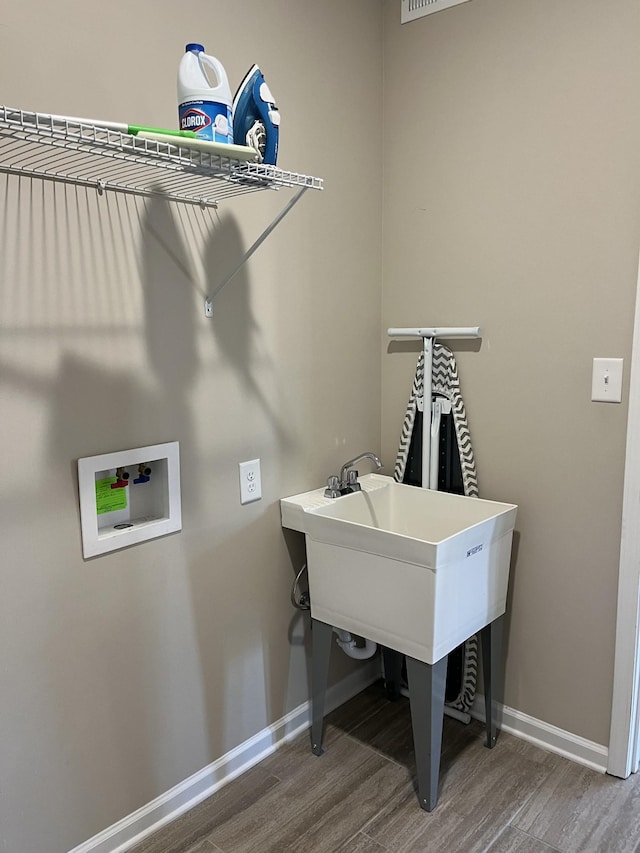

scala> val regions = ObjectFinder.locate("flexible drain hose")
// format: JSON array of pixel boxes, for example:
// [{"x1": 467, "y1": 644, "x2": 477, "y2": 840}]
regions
[{"x1": 290, "y1": 565, "x2": 310, "y2": 611}]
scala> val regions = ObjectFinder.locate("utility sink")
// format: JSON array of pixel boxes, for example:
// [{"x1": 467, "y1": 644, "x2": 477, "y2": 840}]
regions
[{"x1": 281, "y1": 474, "x2": 517, "y2": 664}]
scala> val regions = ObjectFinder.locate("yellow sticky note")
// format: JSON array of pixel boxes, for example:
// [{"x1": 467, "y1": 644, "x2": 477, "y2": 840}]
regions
[{"x1": 96, "y1": 477, "x2": 128, "y2": 515}]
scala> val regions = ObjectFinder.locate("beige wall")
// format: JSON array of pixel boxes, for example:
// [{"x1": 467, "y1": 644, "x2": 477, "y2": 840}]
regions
[
  {"x1": 382, "y1": 0, "x2": 640, "y2": 746},
  {"x1": 3, "y1": 0, "x2": 640, "y2": 849},
  {"x1": 0, "y1": 3, "x2": 382, "y2": 851}
]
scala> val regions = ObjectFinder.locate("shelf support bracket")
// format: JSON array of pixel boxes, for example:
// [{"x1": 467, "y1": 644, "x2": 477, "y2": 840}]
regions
[{"x1": 205, "y1": 186, "x2": 309, "y2": 315}]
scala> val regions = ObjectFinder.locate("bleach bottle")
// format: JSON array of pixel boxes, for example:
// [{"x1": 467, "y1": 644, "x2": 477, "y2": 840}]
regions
[{"x1": 178, "y1": 43, "x2": 233, "y2": 143}]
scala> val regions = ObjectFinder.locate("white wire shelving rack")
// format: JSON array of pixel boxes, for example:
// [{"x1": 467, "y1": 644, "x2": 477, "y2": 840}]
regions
[
  {"x1": 0, "y1": 106, "x2": 323, "y2": 312},
  {"x1": 0, "y1": 106, "x2": 323, "y2": 206}
]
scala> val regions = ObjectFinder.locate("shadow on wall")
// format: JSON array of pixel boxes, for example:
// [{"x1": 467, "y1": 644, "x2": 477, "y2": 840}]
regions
[
  {"x1": 0, "y1": 172, "x2": 300, "y2": 848},
  {"x1": 205, "y1": 212, "x2": 293, "y2": 449},
  {"x1": 44, "y1": 189, "x2": 206, "y2": 834},
  {"x1": 0, "y1": 179, "x2": 198, "y2": 845},
  {"x1": 183, "y1": 211, "x2": 297, "y2": 755}
]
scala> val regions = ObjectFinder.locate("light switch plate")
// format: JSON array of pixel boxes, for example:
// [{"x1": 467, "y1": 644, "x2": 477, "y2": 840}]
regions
[{"x1": 592, "y1": 358, "x2": 623, "y2": 403}]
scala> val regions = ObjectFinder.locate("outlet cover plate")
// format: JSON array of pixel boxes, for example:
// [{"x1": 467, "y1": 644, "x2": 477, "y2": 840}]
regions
[{"x1": 239, "y1": 459, "x2": 262, "y2": 504}]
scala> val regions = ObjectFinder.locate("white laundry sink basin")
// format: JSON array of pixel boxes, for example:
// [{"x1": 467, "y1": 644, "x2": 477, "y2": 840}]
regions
[{"x1": 281, "y1": 474, "x2": 517, "y2": 664}]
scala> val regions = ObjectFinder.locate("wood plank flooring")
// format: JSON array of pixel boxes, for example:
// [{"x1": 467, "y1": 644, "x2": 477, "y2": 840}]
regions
[{"x1": 129, "y1": 681, "x2": 639, "y2": 853}]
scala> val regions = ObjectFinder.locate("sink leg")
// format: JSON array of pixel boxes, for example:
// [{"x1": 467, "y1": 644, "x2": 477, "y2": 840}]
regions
[
  {"x1": 382, "y1": 647, "x2": 404, "y2": 701},
  {"x1": 480, "y1": 615, "x2": 504, "y2": 749},
  {"x1": 311, "y1": 618, "x2": 333, "y2": 756},
  {"x1": 406, "y1": 654, "x2": 448, "y2": 812}
]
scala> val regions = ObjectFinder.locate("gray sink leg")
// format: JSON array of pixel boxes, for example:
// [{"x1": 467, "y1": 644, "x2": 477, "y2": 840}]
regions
[
  {"x1": 480, "y1": 615, "x2": 504, "y2": 749},
  {"x1": 310, "y1": 618, "x2": 333, "y2": 756},
  {"x1": 406, "y1": 653, "x2": 448, "y2": 812}
]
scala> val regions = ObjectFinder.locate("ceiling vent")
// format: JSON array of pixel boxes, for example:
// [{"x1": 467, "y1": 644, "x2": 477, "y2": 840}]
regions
[{"x1": 401, "y1": 0, "x2": 472, "y2": 24}]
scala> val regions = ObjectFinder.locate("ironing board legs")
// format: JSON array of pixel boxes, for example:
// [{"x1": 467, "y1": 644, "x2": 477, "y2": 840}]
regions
[
  {"x1": 310, "y1": 618, "x2": 333, "y2": 756},
  {"x1": 406, "y1": 653, "x2": 448, "y2": 812},
  {"x1": 480, "y1": 615, "x2": 504, "y2": 749}
]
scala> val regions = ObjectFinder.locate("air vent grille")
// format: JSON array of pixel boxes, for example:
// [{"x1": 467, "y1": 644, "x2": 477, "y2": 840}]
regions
[{"x1": 401, "y1": 0, "x2": 472, "y2": 24}]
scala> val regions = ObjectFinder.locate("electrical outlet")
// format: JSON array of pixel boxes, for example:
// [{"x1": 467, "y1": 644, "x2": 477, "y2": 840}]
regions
[{"x1": 239, "y1": 459, "x2": 262, "y2": 504}]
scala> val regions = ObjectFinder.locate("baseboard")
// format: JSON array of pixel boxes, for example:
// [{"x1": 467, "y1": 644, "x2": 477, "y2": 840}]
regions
[
  {"x1": 471, "y1": 694, "x2": 609, "y2": 774},
  {"x1": 68, "y1": 660, "x2": 380, "y2": 853}
]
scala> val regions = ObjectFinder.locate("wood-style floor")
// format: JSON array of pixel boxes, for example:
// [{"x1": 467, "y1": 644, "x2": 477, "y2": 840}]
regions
[{"x1": 129, "y1": 680, "x2": 640, "y2": 853}]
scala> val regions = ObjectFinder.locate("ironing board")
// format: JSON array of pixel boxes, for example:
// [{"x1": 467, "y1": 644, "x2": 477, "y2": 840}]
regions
[{"x1": 390, "y1": 342, "x2": 481, "y2": 720}]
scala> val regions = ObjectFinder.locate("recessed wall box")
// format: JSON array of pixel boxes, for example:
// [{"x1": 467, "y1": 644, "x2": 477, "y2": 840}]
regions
[{"x1": 78, "y1": 441, "x2": 181, "y2": 558}]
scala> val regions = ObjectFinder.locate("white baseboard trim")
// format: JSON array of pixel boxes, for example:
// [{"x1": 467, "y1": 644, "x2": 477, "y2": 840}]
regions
[
  {"x1": 68, "y1": 661, "x2": 380, "y2": 853},
  {"x1": 471, "y1": 694, "x2": 609, "y2": 774}
]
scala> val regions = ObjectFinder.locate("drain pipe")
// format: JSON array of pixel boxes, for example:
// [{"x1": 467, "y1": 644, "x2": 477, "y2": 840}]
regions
[
  {"x1": 333, "y1": 628, "x2": 377, "y2": 660},
  {"x1": 290, "y1": 565, "x2": 377, "y2": 660}
]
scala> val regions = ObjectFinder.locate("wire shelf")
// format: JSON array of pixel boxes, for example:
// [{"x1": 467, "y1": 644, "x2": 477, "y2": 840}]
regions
[{"x1": 0, "y1": 106, "x2": 323, "y2": 208}]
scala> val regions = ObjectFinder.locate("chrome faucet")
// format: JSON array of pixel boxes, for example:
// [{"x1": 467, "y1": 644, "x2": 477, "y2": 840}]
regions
[{"x1": 324, "y1": 452, "x2": 383, "y2": 498}]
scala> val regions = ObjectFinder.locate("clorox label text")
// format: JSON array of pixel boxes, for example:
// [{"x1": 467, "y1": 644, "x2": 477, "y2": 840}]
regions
[{"x1": 180, "y1": 108, "x2": 211, "y2": 131}]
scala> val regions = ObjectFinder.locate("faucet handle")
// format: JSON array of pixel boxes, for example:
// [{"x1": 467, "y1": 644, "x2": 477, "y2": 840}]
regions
[
  {"x1": 346, "y1": 469, "x2": 361, "y2": 491},
  {"x1": 324, "y1": 475, "x2": 341, "y2": 499}
]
